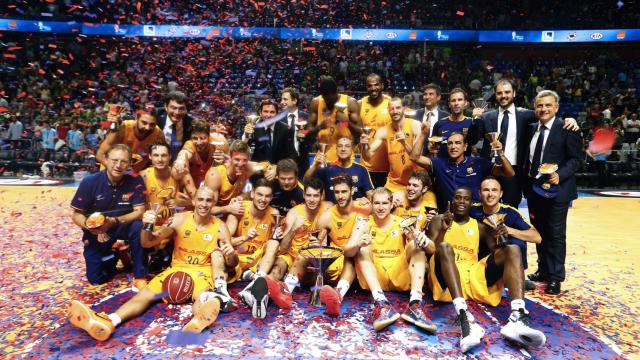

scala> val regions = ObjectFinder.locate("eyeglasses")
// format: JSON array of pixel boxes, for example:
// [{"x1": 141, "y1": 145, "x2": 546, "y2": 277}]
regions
[{"x1": 109, "y1": 158, "x2": 130, "y2": 166}]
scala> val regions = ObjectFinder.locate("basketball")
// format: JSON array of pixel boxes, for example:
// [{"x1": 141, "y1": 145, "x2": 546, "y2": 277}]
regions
[{"x1": 162, "y1": 271, "x2": 194, "y2": 304}]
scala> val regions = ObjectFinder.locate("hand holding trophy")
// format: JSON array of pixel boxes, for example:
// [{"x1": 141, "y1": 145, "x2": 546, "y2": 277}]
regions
[{"x1": 483, "y1": 213, "x2": 508, "y2": 247}]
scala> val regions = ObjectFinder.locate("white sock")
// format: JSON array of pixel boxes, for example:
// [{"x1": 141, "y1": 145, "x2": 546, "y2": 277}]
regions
[
  {"x1": 242, "y1": 269, "x2": 256, "y2": 281},
  {"x1": 372, "y1": 290, "x2": 387, "y2": 303},
  {"x1": 108, "y1": 313, "x2": 121, "y2": 327},
  {"x1": 336, "y1": 280, "x2": 350, "y2": 298},
  {"x1": 215, "y1": 278, "x2": 229, "y2": 296},
  {"x1": 409, "y1": 290, "x2": 422, "y2": 304},
  {"x1": 511, "y1": 299, "x2": 526, "y2": 312},
  {"x1": 284, "y1": 274, "x2": 299, "y2": 293},
  {"x1": 256, "y1": 270, "x2": 267, "y2": 278},
  {"x1": 453, "y1": 297, "x2": 468, "y2": 314}
]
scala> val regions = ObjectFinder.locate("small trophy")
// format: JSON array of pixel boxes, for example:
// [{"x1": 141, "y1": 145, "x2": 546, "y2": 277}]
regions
[
  {"x1": 536, "y1": 163, "x2": 559, "y2": 194},
  {"x1": 483, "y1": 213, "x2": 507, "y2": 247},
  {"x1": 399, "y1": 216, "x2": 419, "y2": 238},
  {"x1": 318, "y1": 143, "x2": 328, "y2": 168},
  {"x1": 485, "y1": 132, "x2": 503, "y2": 164},
  {"x1": 424, "y1": 206, "x2": 438, "y2": 228},
  {"x1": 271, "y1": 213, "x2": 283, "y2": 240},
  {"x1": 472, "y1": 98, "x2": 488, "y2": 110},
  {"x1": 362, "y1": 127, "x2": 373, "y2": 151},
  {"x1": 245, "y1": 114, "x2": 260, "y2": 140},
  {"x1": 143, "y1": 203, "x2": 162, "y2": 232},
  {"x1": 334, "y1": 102, "x2": 347, "y2": 113},
  {"x1": 108, "y1": 104, "x2": 124, "y2": 132},
  {"x1": 404, "y1": 109, "x2": 417, "y2": 118}
]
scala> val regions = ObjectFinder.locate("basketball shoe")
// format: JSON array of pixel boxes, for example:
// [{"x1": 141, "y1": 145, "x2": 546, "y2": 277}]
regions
[
  {"x1": 500, "y1": 309, "x2": 546, "y2": 347},
  {"x1": 319, "y1": 285, "x2": 342, "y2": 316},
  {"x1": 400, "y1": 302, "x2": 437, "y2": 332},
  {"x1": 67, "y1": 300, "x2": 115, "y2": 341},
  {"x1": 456, "y1": 309, "x2": 485, "y2": 353},
  {"x1": 372, "y1": 301, "x2": 400, "y2": 331},
  {"x1": 263, "y1": 275, "x2": 292, "y2": 309}
]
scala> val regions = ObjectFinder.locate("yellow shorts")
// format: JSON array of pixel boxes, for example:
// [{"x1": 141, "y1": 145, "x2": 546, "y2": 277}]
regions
[
  {"x1": 428, "y1": 255, "x2": 504, "y2": 307},
  {"x1": 357, "y1": 252, "x2": 411, "y2": 292},
  {"x1": 324, "y1": 255, "x2": 345, "y2": 282},
  {"x1": 384, "y1": 180, "x2": 406, "y2": 194},
  {"x1": 147, "y1": 265, "x2": 213, "y2": 302},
  {"x1": 227, "y1": 245, "x2": 266, "y2": 283}
]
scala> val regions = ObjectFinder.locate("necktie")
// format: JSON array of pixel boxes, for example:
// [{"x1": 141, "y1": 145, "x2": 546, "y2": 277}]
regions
[
  {"x1": 426, "y1": 111, "x2": 434, "y2": 136},
  {"x1": 530, "y1": 125, "x2": 546, "y2": 177},
  {"x1": 500, "y1": 110, "x2": 509, "y2": 147},
  {"x1": 170, "y1": 124, "x2": 179, "y2": 160},
  {"x1": 266, "y1": 127, "x2": 272, "y2": 146},
  {"x1": 288, "y1": 113, "x2": 296, "y2": 127},
  {"x1": 289, "y1": 113, "x2": 299, "y2": 152}
]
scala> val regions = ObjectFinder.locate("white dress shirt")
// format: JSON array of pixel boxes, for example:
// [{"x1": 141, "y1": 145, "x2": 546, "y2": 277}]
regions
[
  {"x1": 422, "y1": 108, "x2": 439, "y2": 136},
  {"x1": 529, "y1": 117, "x2": 554, "y2": 164},
  {"x1": 498, "y1": 104, "x2": 518, "y2": 165}
]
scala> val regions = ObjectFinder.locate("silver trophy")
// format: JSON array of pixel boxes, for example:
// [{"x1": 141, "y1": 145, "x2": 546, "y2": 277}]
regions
[
  {"x1": 362, "y1": 127, "x2": 373, "y2": 151},
  {"x1": 318, "y1": 143, "x2": 328, "y2": 168},
  {"x1": 485, "y1": 132, "x2": 502, "y2": 164},
  {"x1": 299, "y1": 245, "x2": 344, "y2": 306},
  {"x1": 483, "y1": 213, "x2": 508, "y2": 247},
  {"x1": 271, "y1": 213, "x2": 283, "y2": 240},
  {"x1": 245, "y1": 114, "x2": 260, "y2": 140},
  {"x1": 472, "y1": 98, "x2": 488, "y2": 110}
]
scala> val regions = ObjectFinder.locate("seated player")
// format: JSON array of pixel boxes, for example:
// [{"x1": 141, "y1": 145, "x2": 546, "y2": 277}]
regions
[
  {"x1": 346, "y1": 187, "x2": 437, "y2": 332},
  {"x1": 172, "y1": 119, "x2": 227, "y2": 198},
  {"x1": 393, "y1": 171, "x2": 438, "y2": 231},
  {"x1": 470, "y1": 177, "x2": 542, "y2": 291},
  {"x1": 271, "y1": 158, "x2": 305, "y2": 216},
  {"x1": 70, "y1": 144, "x2": 148, "y2": 289},
  {"x1": 428, "y1": 187, "x2": 546, "y2": 352},
  {"x1": 204, "y1": 140, "x2": 277, "y2": 217},
  {"x1": 303, "y1": 135, "x2": 373, "y2": 206},
  {"x1": 66, "y1": 186, "x2": 238, "y2": 341},
  {"x1": 225, "y1": 177, "x2": 282, "y2": 318}
]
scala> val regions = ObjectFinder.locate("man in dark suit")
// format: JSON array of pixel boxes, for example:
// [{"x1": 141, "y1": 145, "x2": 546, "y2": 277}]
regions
[
  {"x1": 154, "y1": 91, "x2": 193, "y2": 161},
  {"x1": 522, "y1": 90, "x2": 583, "y2": 295},
  {"x1": 414, "y1": 83, "x2": 449, "y2": 155},
  {"x1": 280, "y1": 88, "x2": 311, "y2": 178},
  {"x1": 243, "y1": 99, "x2": 297, "y2": 164}
]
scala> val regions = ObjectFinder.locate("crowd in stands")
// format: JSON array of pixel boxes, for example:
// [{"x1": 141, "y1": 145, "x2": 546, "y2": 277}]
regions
[{"x1": 2, "y1": 1, "x2": 639, "y2": 29}]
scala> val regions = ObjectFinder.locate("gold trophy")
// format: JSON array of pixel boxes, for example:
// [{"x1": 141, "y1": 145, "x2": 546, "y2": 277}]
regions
[
  {"x1": 318, "y1": 143, "x2": 328, "y2": 168},
  {"x1": 334, "y1": 102, "x2": 347, "y2": 112},
  {"x1": 362, "y1": 127, "x2": 373, "y2": 151},
  {"x1": 404, "y1": 109, "x2": 417, "y2": 118},
  {"x1": 538, "y1": 163, "x2": 559, "y2": 191},
  {"x1": 245, "y1": 114, "x2": 260, "y2": 140},
  {"x1": 483, "y1": 213, "x2": 507, "y2": 247},
  {"x1": 271, "y1": 213, "x2": 283, "y2": 240},
  {"x1": 485, "y1": 132, "x2": 503, "y2": 164}
]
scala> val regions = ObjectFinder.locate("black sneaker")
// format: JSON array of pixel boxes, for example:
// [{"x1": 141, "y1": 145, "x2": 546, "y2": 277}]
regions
[{"x1": 455, "y1": 309, "x2": 485, "y2": 353}]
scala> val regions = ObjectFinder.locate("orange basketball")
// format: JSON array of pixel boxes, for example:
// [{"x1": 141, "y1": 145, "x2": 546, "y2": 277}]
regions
[{"x1": 162, "y1": 271, "x2": 194, "y2": 304}]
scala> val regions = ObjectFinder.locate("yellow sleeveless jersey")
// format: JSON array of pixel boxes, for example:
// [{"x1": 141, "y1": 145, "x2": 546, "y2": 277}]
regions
[
  {"x1": 393, "y1": 192, "x2": 438, "y2": 230},
  {"x1": 288, "y1": 204, "x2": 321, "y2": 253},
  {"x1": 144, "y1": 167, "x2": 179, "y2": 223},
  {"x1": 359, "y1": 95, "x2": 391, "y2": 172},
  {"x1": 368, "y1": 215, "x2": 405, "y2": 266},
  {"x1": 172, "y1": 212, "x2": 221, "y2": 267},
  {"x1": 385, "y1": 120, "x2": 418, "y2": 192},
  {"x1": 214, "y1": 164, "x2": 247, "y2": 206},
  {"x1": 328, "y1": 205, "x2": 365, "y2": 248},
  {"x1": 234, "y1": 200, "x2": 275, "y2": 255},
  {"x1": 317, "y1": 94, "x2": 353, "y2": 163},
  {"x1": 183, "y1": 140, "x2": 214, "y2": 188},
  {"x1": 118, "y1": 120, "x2": 165, "y2": 172},
  {"x1": 444, "y1": 218, "x2": 480, "y2": 268}
]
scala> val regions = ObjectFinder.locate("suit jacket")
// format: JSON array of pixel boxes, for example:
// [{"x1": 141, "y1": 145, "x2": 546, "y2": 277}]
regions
[
  {"x1": 281, "y1": 110, "x2": 311, "y2": 176},
  {"x1": 415, "y1": 107, "x2": 449, "y2": 156},
  {"x1": 522, "y1": 118, "x2": 583, "y2": 202},
  {"x1": 154, "y1": 110, "x2": 194, "y2": 145},
  {"x1": 250, "y1": 119, "x2": 298, "y2": 164}
]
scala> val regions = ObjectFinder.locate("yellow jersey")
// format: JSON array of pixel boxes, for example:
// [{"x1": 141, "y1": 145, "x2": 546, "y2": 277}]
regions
[
  {"x1": 367, "y1": 215, "x2": 405, "y2": 267},
  {"x1": 328, "y1": 205, "x2": 366, "y2": 248},
  {"x1": 288, "y1": 204, "x2": 321, "y2": 254},
  {"x1": 385, "y1": 120, "x2": 418, "y2": 192},
  {"x1": 234, "y1": 200, "x2": 276, "y2": 255},
  {"x1": 317, "y1": 94, "x2": 353, "y2": 163},
  {"x1": 117, "y1": 120, "x2": 165, "y2": 172},
  {"x1": 393, "y1": 191, "x2": 438, "y2": 230},
  {"x1": 144, "y1": 167, "x2": 179, "y2": 223},
  {"x1": 214, "y1": 164, "x2": 247, "y2": 206},
  {"x1": 359, "y1": 95, "x2": 391, "y2": 172},
  {"x1": 444, "y1": 218, "x2": 480, "y2": 268},
  {"x1": 172, "y1": 212, "x2": 221, "y2": 267}
]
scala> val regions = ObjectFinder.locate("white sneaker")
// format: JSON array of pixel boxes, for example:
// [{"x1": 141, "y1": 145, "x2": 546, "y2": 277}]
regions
[
  {"x1": 500, "y1": 309, "x2": 546, "y2": 347},
  {"x1": 248, "y1": 276, "x2": 269, "y2": 319},
  {"x1": 457, "y1": 310, "x2": 485, "y2": 353}
]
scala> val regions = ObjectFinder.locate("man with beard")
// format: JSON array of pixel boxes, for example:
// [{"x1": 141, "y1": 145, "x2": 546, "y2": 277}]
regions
[
  {"x1": 431, "y1": 88, "x2": 474, "y2": 157},
  {"x1": 97, "y1": 110, "x2": 165, "y2": 172},
  {"x1": 307, "y1": 77, "x2": 362, "y2": 164},
  {"x1": 304, "y1": 135, "x2": 373, "y2": 205},
  {"x1": 67, "y1": 187, "x2": 237, "y2": 341},
  {"x1": 393, "y1": 171, "x2": 438, "y2": 231},
  {"x1": 360, "y1": 97, "x2": 422, "y2": 195},
  {"x1": 155, "y1": 91, "x2": 193, "y2": 161},
  {"x1": 204, "y1": 140, "x2": 277, "y2": 217},
  {"x1": 358, "y1": 73, "x2": 392, "y2": 188},
  {"x1": 428, "y1": 187, "x2": 546, "y2": 352}
]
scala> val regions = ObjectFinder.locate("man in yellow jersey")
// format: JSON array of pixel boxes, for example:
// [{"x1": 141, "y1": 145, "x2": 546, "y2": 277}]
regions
[
  {"x1": 393, "y1": 171, "x2": 438, "y2": 231},
  {"x1": 66, "y1": 187, "x2": 238, "y2": 341},
  {"x1": 345, "y1": 187, "x2": 436, "y2": 332},
  {"x1": 172, "y1": 119, "x2": 226, "y2": 198},
  {"x1": 204, "y1": 140, "x2": 276, "y2": 217},
  {"x1": 225, "y1": 178, "x2": 281, "y2": 318},
  {"x1": 359, "y1": 73, "x2": 392, "y2": 188},
  {"x1": 307, "y1": 76, "x2": 362, "y2": 163},
  {"x1": 97, "y1": 110, "x2": 165, "y2": 172},
  {"x1": 360, "y1": 97, "x2": 422, "y2": 197},
  {"x1": 428, "y1": 187, "x2": 546, "y2": 353}
]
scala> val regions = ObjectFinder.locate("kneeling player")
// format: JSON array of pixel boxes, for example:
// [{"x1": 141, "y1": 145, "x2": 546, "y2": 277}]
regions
[
  {"x1": 346, "y1": 187, "x2": 437, "y2": 332},
  {"x1": 428, "y1": 187, "x2": 546, "y2": 352},
  {"x1": 66, "y1": 187, "x2": 238, "y2": 341}
]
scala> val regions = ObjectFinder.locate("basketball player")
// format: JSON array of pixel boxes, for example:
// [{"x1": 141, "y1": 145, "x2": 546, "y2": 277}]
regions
[
  {"x1": 347, "y1": 187, "x2": 437, "y2": 332},
  {"x1": 393, "y1": 172, "x2": 438, "y2": 231},
  {"x1": 428, "y1": 187, "x2": 546, "y2": 352},
  {"x1": 307, "y1": 76, "x2": 362, "y2": 164},
  {"x1": 359, "y1": 73, "x2": 392, "y2": 188},
  {"x1": 67, "y1": 186, "x2": 237, "y2": 341},
  {"x1": 204, "y1": 140, "x2": 276, "y2": 217},
  {"x1": 97, "y1": 110, "x2": 165, "y2": 172},
  {"x1": 360, "y1": 97, "x2": 421, "y2": 196}
]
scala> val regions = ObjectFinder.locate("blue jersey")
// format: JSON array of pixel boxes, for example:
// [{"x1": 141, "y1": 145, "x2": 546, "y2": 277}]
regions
[
  {"x1": 71, "y1": 171, "x2": 146, "y2": 240},
  {"x1": 272, "y1": 181, "x2": 305, "y2": 215},
  {"x1": 316, "y1": 162, "x2": 374, "y2": 203},
  {"x1": 431, "y1": 155, "x2": 493, "y2": 209},
  {"x1": 470, "y1": 203, "x2": 532, "y2": 269},
  {"x1": 432, "y1": 117, "x2": 473, "y2": 157}
]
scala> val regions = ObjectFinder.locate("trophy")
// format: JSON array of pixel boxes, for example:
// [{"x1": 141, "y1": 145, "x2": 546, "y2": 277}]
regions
[
  {"x1": 245, "y1": 114, "x2": 260, "y2": 140},
  {"x1": 271, "y1": 213, "x2": 283, "y2": 240},
  {"x1": 423, "y1": 206, "x2": 438, "y2": 228},
  {"x1": 535, "y1": 163, "x2": 559, "y2": 197},
  {"x1": 143, "y1": 187, "x2": 174, "y2": 231},
  {"x1": 362, "y1": 127, "x2": 373, "y2": 151},
  {"x1": 428, "y1": 136, "x2": 443, "y2": 154},
  {"x1": 85, "y1": 212, "x2": 106, "y2": 230},
  {"x1": 318, "y1": 143, "x2": 328, "y2": 168},
  {"x1": 472, "y1": 98, "x2": 488, "y2": 110},
  {"x1": 404, "y1": 109, "x2": 417, "y2": 118},
  {"x1": 299, "y1": 245, "x2": 344, "y2": 306},
  {"x1": 399, "y1": 216, "x2": 419, "y2": 241},
  {"x1": 483, "y1": 213, "x2": 508, "y2": 247},
  {"x1": 210, "y1": 140, "x2": 225, "y2": 165},
  {"x1": 308, "y1": 228, "x2": 321, "y2": 245},
  {"x1": 108, "y1": 104, "x2": 124, "y2": 132},
  {"x1": 485, "y1": 132, "x2": 503, "y2": 164},
  {"x1": 143, "y1": 203, "x2": 162, "y2": 232},
  {"x1": 334, "y1": 102, "x2": 347, "y2": 113}
]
